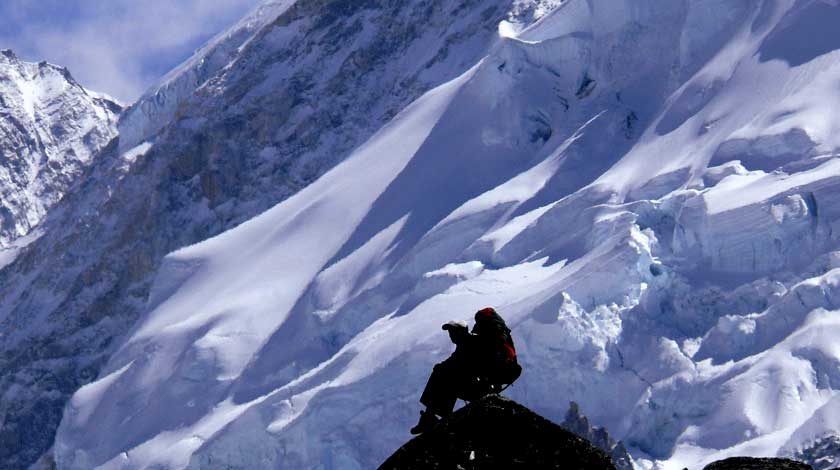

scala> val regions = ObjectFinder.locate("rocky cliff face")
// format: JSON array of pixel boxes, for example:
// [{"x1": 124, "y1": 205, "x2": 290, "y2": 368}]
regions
[
  {"x1": 795, "y1": 435, "x2": 840, "y2": 470},
  {"x1": 562, "y1": 401, "x2": 634, "y2": 470},
  {"x1": 0, "y1": 49, "x2": 119, "y2": 252},
  {"x1": 378, "y1": 395, "x2": 616, "y2": 470}
]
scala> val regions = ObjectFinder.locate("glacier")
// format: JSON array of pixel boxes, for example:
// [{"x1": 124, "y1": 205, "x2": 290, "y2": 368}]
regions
[{"x1": 1, "y1": 0, "x2": 839, "y2": 469}]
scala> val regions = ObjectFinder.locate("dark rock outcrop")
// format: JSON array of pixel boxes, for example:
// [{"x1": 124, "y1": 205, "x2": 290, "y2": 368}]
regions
[
  {"x1": 562, "y1": 401, "x2": 634, "y2": 470},
  {"x1": 703, "y1": 457, "x2": 812, "y2": 470},
  {"x1": 795, "y1": 435, "x2": 840, "y2": 470},
  {"x1": 379, "y1": 395, "x2": 616, "y2": 470}
]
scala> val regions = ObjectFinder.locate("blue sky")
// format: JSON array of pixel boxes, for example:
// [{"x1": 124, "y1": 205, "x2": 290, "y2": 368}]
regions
[{"x1": 0, "y1": 0, "x2": 261, "y2": 103}]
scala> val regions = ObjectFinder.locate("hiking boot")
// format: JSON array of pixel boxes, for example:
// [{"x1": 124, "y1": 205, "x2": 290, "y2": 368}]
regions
[{"x1": 410, "y1": 409, "x2": 439, "y2": 435}]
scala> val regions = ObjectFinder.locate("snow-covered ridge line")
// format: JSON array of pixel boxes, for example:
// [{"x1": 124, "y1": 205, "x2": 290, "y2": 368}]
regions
[{"x1": 117, "y1": 0, "x2": 296, "y2": 150}]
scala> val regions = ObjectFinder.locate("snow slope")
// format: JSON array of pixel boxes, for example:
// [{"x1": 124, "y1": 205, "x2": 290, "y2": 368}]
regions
[{"x1": 53, "y1": 0, "x2": 840, "y2": 469}]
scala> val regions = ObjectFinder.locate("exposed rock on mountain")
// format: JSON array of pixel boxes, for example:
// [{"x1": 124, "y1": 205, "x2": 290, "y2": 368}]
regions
[
  {"x1": 562, "y1": 401, "x2": 633, "y2": 470},
  {"x1": 378, "y1": 395, "x2": 616, "y2": 470},
  {"x1": 795, "y1": 435, "x2": 840, "y2": 470},
  {"x1": 702, "y1": 457, "x2": 812, "y2": 470},
  {"x1": 0, "y1": 52, "x2": 118, "y2": 468}
]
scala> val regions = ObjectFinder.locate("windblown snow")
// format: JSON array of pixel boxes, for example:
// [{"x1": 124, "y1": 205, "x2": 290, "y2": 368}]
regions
[{"x1": 24, "y1": 0, "x2": 840, "y2": 469}]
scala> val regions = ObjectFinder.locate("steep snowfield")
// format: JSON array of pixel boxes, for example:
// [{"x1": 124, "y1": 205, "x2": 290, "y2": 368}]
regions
[
  {"x1": 52, "y1": 0, "x2": 840, "y2": 469},
  {"x1": 0, "y1": 50, "x2": 119, "y2": 252}
]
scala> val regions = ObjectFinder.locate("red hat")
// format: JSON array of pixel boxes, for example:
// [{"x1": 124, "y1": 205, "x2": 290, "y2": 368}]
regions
[{"x1": 475, "y1": 307, "x2": 497, "y2": 318}]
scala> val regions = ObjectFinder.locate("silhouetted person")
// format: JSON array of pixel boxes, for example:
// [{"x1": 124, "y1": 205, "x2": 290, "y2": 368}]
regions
[{"x1": 410, "y1": 307, "x2": 521, "y2": 434}]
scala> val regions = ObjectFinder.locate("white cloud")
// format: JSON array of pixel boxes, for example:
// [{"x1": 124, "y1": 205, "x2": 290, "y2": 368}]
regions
[{"x1": 0, "y1": 0, "x2": 260, "y2": 103}]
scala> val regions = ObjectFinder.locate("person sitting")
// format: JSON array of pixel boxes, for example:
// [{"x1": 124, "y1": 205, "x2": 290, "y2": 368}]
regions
[{"x1": 410, "y1": 307, "x2": 522, "y2": 434}]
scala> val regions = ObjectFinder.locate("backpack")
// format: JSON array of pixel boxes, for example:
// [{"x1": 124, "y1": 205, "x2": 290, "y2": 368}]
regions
[{"x1": 474, "y1": 307, "x2": 522, "y2": 386}]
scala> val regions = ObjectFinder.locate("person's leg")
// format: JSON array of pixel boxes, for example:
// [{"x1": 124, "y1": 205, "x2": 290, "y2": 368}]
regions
[
  {"x1": 411, "y1": 358, "x2": 460, "y2": 434},
  {"x1": 419, "y1": 358, "x2": 459, "y2": 416}
]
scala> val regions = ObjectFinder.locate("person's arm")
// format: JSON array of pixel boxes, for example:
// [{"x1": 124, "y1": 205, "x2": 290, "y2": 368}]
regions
[{"x1": 442, "y1": 320, "x2": 469, "y2": 345}]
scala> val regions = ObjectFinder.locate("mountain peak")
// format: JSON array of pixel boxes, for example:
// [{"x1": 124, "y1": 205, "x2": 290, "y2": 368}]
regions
[
  {"x1": 0, "y1": 51, "x2": 120, "y2": 251},
  {"x1": 378, "y1": 395, "x2": 616, "y2": 470}
]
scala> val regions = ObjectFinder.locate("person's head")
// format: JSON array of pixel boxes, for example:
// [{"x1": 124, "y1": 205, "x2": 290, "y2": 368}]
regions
[{"x1": 472, "y1": 307, "x2": 505, "y2": 335}]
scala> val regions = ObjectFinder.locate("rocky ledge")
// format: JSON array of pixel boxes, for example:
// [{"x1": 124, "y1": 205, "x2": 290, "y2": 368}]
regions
[{"x1": 378, "y1": 395, "x2": 615, "y2": 470}]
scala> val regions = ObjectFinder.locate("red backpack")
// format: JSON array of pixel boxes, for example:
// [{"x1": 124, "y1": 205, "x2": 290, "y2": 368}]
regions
[{"x1": 474, "y1": 308, "x2": 522, "y2": 387}]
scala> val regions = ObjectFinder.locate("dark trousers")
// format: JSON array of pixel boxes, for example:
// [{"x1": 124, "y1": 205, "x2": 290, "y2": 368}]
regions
[{"x1": 420, "y1": 355, "x2": 488, "y2": 416}]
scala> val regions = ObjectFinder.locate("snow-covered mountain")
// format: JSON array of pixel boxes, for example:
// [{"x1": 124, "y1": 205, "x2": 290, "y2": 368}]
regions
[
  {"x1": 0, "y1": 50, "x2": 119, "y2": 263},
  {"x1": 0, "y1": 1, "x2": 523, "y2": 468},
  {"x1": 3, "y1": 0, "x2": 840, "y2": 469}
]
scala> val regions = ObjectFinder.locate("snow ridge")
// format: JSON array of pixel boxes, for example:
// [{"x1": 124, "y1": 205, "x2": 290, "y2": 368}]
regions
[{"x1": 116, "y1": 0, "x2": 295, "y2": 150}]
